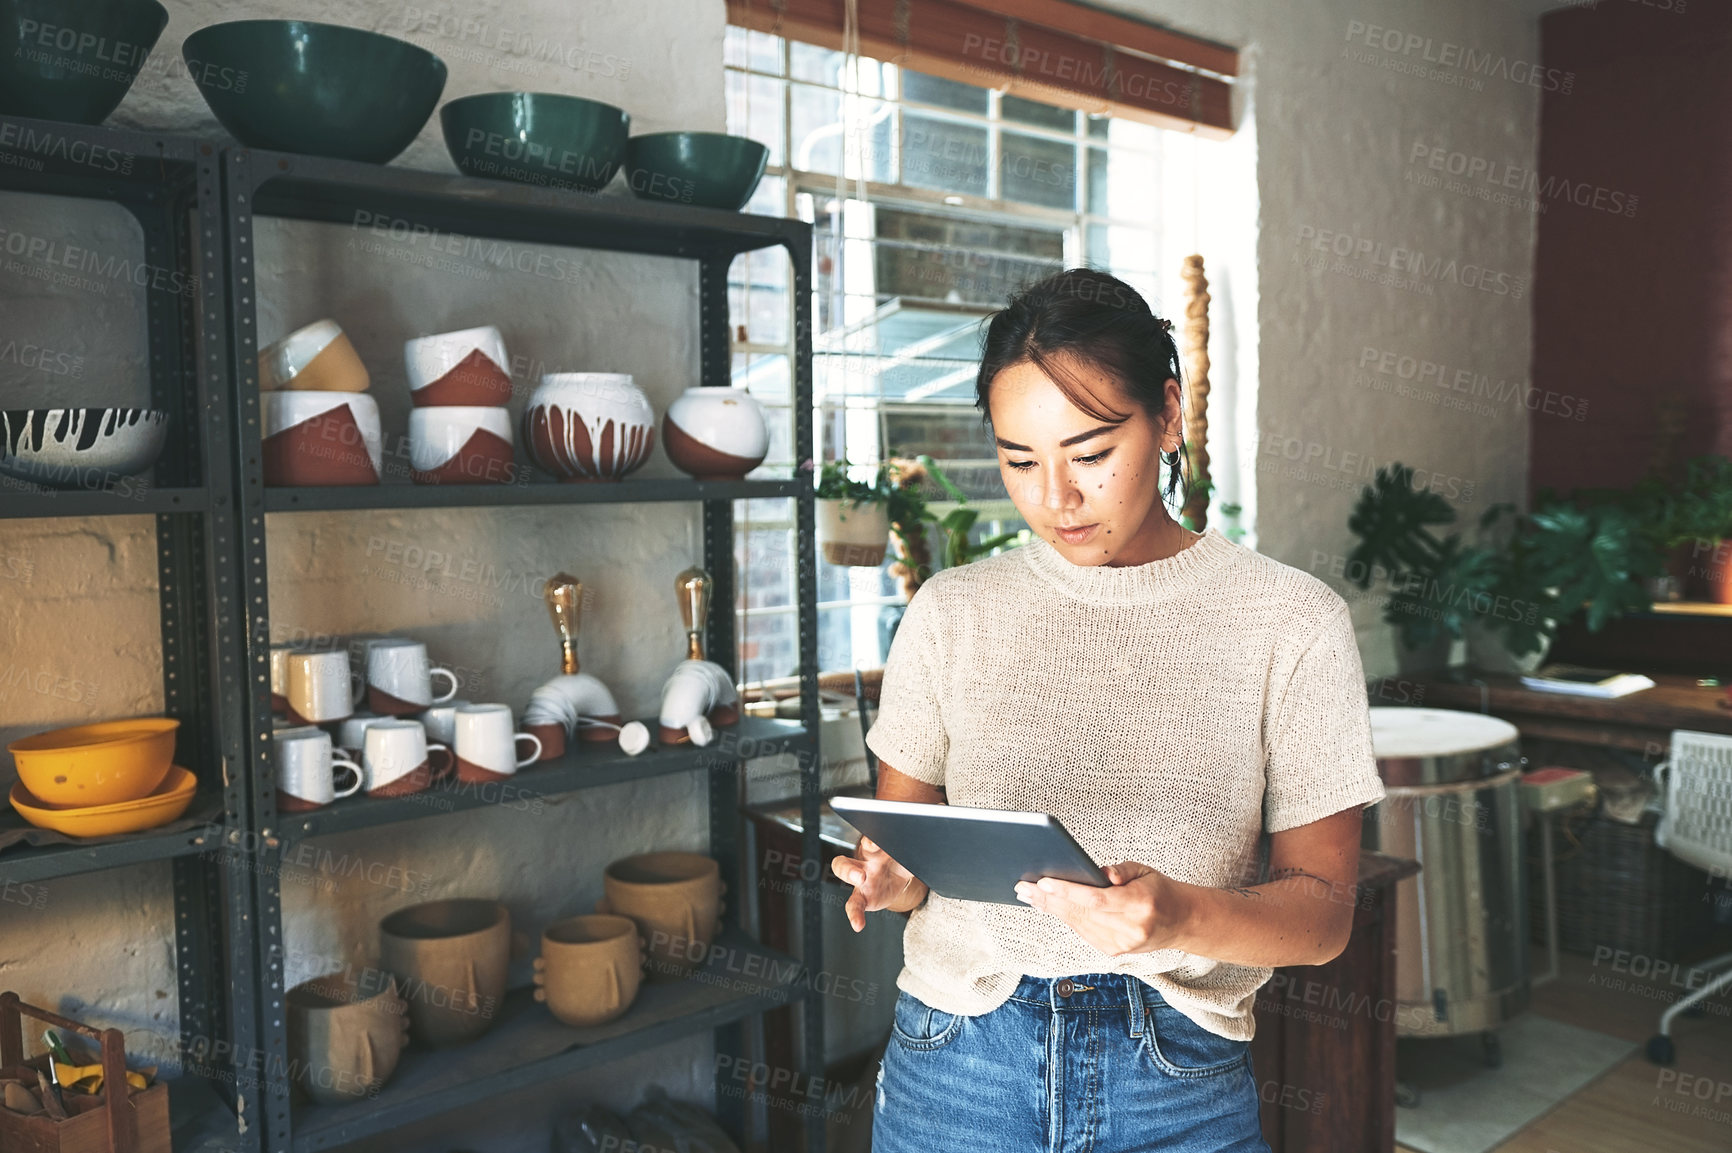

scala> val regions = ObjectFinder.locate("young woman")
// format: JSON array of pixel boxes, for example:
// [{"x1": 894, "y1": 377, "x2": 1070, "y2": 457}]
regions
[{"x1": 831, "y1": 267, "x2": 1387, "y2": 1152}]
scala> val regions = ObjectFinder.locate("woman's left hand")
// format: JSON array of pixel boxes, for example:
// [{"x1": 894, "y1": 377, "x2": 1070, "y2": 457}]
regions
[{"x1": 1014, "y1": 861, "x2": 1190, "y2": 956}]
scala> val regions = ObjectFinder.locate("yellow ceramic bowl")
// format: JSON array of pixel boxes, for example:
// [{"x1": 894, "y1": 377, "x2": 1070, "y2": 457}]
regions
[
  {"x1": 7, "y1": 718, "x2": 178, "y2": 806},
  {"x1": 9, "y1": 765, "x2": 196, "y2": 837}
]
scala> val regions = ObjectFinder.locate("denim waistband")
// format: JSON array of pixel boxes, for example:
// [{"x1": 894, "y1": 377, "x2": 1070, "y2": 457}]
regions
[{"x1": 1004, "y1": 973, "x2": 1156, "y2": 1036}]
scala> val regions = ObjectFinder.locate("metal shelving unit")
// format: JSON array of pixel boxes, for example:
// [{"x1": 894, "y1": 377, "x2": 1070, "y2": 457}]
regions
[
  {"x1": 0, "y1": 115, "x2": 264, "y2": 1151},
  {"x1": 217, "y1": 146, "x2": 824, "y2": 1153}
]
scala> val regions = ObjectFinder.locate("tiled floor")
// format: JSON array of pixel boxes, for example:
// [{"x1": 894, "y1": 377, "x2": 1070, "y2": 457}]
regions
[{"x1": 1397, "y1": 945, "x2": 1732, "y2": 1153}]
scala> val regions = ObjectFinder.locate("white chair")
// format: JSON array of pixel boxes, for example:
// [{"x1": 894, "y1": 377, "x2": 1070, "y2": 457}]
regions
[{"x1": 1647, "y1": 728, "x2": 1732, "y2": 1064}]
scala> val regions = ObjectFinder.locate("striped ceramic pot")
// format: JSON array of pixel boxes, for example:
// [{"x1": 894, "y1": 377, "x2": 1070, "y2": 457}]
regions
[{"x1": 523, "y1": 373, "x2": 655, "y2": 482}]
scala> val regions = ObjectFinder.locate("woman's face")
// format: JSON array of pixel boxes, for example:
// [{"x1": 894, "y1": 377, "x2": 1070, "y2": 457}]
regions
[{"x1": 988, "y1": 353, "x2": 1183, "y2": 566}]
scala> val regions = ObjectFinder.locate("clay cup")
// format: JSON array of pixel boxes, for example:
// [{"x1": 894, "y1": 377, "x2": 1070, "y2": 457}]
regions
[{"x1": 379, "y1": 898, "x2": 510, "y2": 1047}]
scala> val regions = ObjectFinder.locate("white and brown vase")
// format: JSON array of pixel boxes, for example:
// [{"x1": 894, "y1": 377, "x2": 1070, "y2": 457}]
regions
[
  {"x1": 405, "y1": 325, "x2": 514, "y2": 407},
  {"x1": 524, "y1": 373, "x2": 655, "y2": 482},
  {"x1": 662, "y1": 387, "x2": 768, "y2": 481},
  {"x1": 263, "y1": 392, "x2": 382, "y2": 486}
]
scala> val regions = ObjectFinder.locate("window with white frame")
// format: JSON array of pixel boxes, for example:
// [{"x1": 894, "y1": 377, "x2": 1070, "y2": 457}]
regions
[{"x1": 725, "y1": 24, "x2": 1225, "y2": 684}]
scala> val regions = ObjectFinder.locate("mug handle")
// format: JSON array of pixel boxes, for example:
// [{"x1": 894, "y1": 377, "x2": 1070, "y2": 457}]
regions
[
  {"x1": 426, "y1": 742, "x2": 456, "y2": 781},
  {"x1": 429, "y1": 667, "x2": 459, "y2": 703},
  {"x1": 331, "y1": 754, "x2": 363, "y2": 799},
  {"x1": 513, "y1": 732, "x2": 543, "y2": 768}
]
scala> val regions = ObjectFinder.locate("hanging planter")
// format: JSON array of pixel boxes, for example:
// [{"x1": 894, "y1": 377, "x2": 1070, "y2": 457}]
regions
[
  {"x1": 818, "y1": 497, "x2": 891, "y2": 566},
  {"x1": 815, "y1": 457, "x2": 891, "y2": 567}
]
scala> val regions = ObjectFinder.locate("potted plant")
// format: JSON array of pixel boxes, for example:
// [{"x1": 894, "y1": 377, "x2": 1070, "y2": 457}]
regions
[
  {"x1": 1347, "y1": 464, "x2": 1666, "y2": 674},
  {"x1": 815, "y1": 457, "x2": 891, "y2": 567},
  {"x1": 1661, "y1": 455, "x2": 1732, "y2": 603}
]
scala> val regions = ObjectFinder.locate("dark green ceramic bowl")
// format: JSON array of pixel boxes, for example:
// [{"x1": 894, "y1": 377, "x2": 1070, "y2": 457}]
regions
[
  {"x1": 440, "y1": 92, "x2": 628, "y2": 192},
  {"x1": 0, "y1": 0, "x2": 168, "y2": 124},
  {"x1": 623, "y1": 132, "x2": 769, "y2": 211},
  {"x1": 181, "y1": 20, "x2": 446, "y2": 163}
]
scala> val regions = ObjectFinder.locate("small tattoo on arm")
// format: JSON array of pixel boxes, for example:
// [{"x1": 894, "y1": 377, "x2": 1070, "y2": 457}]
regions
[
  {"x1": 1224, "y1": 885, "x2": 1261, "y2": 899},
  {"x1": 1267, "y1": 867, "x2": 1336, "y2": 888}
]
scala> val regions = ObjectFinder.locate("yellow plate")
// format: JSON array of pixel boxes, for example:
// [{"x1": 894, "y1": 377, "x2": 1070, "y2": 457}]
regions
[
  {"x1": 9, "y1": 766, "x2": 196, "y2": 837},
  {"x1": 7, "y1": 718, "x2": 178, "y2": 806}
]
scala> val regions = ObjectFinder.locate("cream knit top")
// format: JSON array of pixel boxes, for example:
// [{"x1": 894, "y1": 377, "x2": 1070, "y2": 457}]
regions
[{"x1": 863, "y1": 527, "x2": 1387, "y2": 1041}]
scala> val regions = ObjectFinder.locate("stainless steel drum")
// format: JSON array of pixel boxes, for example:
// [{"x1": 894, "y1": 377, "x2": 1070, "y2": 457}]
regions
[{"x1": 1364, "y1": 707, "x2": 1530, "y2": 1038}]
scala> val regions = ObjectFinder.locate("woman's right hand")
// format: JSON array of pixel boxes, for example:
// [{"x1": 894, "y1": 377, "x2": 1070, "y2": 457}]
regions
[{"x1": 832, "y1": 836, "x2": 928, "y2": 931}]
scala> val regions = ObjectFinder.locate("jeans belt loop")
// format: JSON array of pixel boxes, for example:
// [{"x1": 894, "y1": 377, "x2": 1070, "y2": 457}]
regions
[{"x1": 1126, "y1": 974, "x2": 1146, "y2": 1038}]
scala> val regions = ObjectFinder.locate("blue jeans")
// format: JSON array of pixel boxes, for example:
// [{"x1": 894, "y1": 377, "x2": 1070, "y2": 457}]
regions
[{"x1": 873, "y1": 973, "x2": 1273, "y2": 1153}]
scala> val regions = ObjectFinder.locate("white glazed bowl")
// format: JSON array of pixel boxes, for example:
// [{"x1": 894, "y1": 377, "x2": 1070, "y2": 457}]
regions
[
  {"x1": 0, "y1": 408, "x2": 169, "y2": 488},
  {"x1": 523, "y1": 372, "x2": 656, "y2": 481},
  {"x1": 262, "y1": 391, "x2": 383, "y2": 473},
  {"x1": 404, "y1": 325, "x2": 512, "y2": 402},
  {"x1": 408, "y1": 406, "x2": 513, "y2": 471}
]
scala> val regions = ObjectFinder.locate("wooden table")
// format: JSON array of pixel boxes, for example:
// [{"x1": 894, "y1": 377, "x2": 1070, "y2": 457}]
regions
[
  {"x1": 744, "y1": 793, "x2": 1418, "y2": 1153},
  {"x1": 1406, "y1": 669, "x2": 1732, "y2": 755}
]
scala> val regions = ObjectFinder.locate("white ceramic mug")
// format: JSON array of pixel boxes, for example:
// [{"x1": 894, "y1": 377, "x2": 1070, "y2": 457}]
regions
[
  {"x1": 452, "y1": 704, "x2": 542, "y2": 782},
  {"x1": 285, "y1": 649, "x2": 355, "y2": 724},
  {"x1": 361, "y1": 719, "x2": 453, "y2": 797},
  {"x1": 366, "y1": 640, "x2": 459, "y2": 714},
  {"x1": 274, "y1": 726, "x2": 362, "y2": 811},
  {"x1": 336, "y1": 711, "x2": 391, "y2": 755},
  {"x1": 269, "y1": 644, "x2": 295, "y2": 715},
  {"x1": 262, "y1": 391, "x2": 383, "y2": 469},
  {"x1": 404, "y1": 325, "x2": 511, "y2": 406},
  {"x1": 418, "y1": 699, "x2": 471, "y2": 746}
]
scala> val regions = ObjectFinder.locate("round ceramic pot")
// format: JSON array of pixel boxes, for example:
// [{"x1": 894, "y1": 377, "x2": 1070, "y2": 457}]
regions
[
  {"x1": 817, "y1": 498, "x2": 889, "y2": 566},
  {"x1": 405, "y1": 325, "x2": 513, "y2": 407},
  {"x1": 661, "y1": 387, "x2": 768, "y2": 481},
  {"x1": 262, "y1": 391, "x2": 382, "y2": 485},
  {"x1": 408, "y1": 406, "x2": 515, "y2": 485},
  {"x1": 259, "y1": 319, "x2": 369, "y2": 392},
  {"x1": 533, "y1": 913, "x2": 644, "y2": 1027},
  {"x1": 523, "y1": 372, "x2": 655, "y2": 482},
  {"x1": 285, "y1": 971, "x2": 409, "y2": 1104},
  {"x1": 0, "y1": 0, "x2": 169, "y2": 124},
  {"x1": 0, "y1": 408, "x2": 168, "y2": 489},
  {"x1": 597, "y1": 852, "x2": 723, "y2": 983},
  {"x1": 379, "y1": 898, "x2": 510, "y2": 1046}
]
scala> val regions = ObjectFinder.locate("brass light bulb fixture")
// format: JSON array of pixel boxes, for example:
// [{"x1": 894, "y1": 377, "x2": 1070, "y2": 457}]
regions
[
  {"x1": 676, "y1": 566, "x2": 711, "y2": 662},
  {"x1": 545, "y1": 572, "x2": 585, "y2": 674}
]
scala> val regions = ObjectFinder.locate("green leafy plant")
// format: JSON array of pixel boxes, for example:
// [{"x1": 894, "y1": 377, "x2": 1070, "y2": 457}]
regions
[
  {"x1": 814, "y1": 457, "x2": 884, "y2": 506},
  {"x1": 1346, "y1": 463, "x2": 1665, "y2": 660},
  {"x1": 918, "y1": 455, "x2": 1026, "y2": 568}
]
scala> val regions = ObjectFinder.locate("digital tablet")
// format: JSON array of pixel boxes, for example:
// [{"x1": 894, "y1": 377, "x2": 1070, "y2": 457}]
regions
[{"x1": 828, "y1": 796, "x2": 1111, "y2": 905}]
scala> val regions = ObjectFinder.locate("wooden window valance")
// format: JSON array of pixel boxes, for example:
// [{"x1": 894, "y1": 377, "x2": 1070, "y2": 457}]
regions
[{"x1": 726, "y1": 0, "x2": 1237, "y2": 137}]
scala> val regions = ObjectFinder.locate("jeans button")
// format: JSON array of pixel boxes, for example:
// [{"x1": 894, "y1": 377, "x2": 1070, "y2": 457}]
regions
[{"x1": 1057, "y1": 979, "x2": 1074, "y2": 997}]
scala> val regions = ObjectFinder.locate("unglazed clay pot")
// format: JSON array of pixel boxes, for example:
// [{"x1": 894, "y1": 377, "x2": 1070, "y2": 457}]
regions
[
  {"x1": 260, "y1": 319, "x2": 370, "y2": 392},
  {"x1": 285, "y1": 971, "x2": 410, "y2": 1104},
  {"x1": 408, "y1": 406, "x2": 516, "y2": 485},
  {"x1": 405, "y1": 325, "x2": 514, "y2": 407},
  {"x1": 263, "y1": 392, "x2": 382, "y2": 485},
  {"x1": 816, "y1": 498, "x2": 889, "y2": 566},
  {"x1": 598, "y1": 852, "x2": 724, "y2": 983},
  {"x1": 661, "y1": 387, "x2": 768, "y2": 481},
  {"x1": 533, "y1": 913, "x2": 645, "y2": 1027},
  {"x1": 380, "y1": 898, "x2": 510, "y2": 1047},
  {"x1": 524, "y1": 373, "x2": 655, "y2": 482}
]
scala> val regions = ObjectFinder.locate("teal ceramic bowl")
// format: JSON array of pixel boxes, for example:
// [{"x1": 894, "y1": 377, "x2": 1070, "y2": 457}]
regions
[
  {"x1": 440, "y1": 92, "x2": 628, "y2": 192},
  {"x1": 0, "y1": 0, "x2": 168, "y2": 124},
  {"x1": 181, "y1": 20, "x2": 446, "y2": 163},
  {"x1": 623, "y1": 132, "x2": 769, "y2": 211}
]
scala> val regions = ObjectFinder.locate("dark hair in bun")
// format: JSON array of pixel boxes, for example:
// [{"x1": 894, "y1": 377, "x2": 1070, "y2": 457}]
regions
[{"x1": 976, "y1": 267, "x2": 1187, "y2": 506}]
